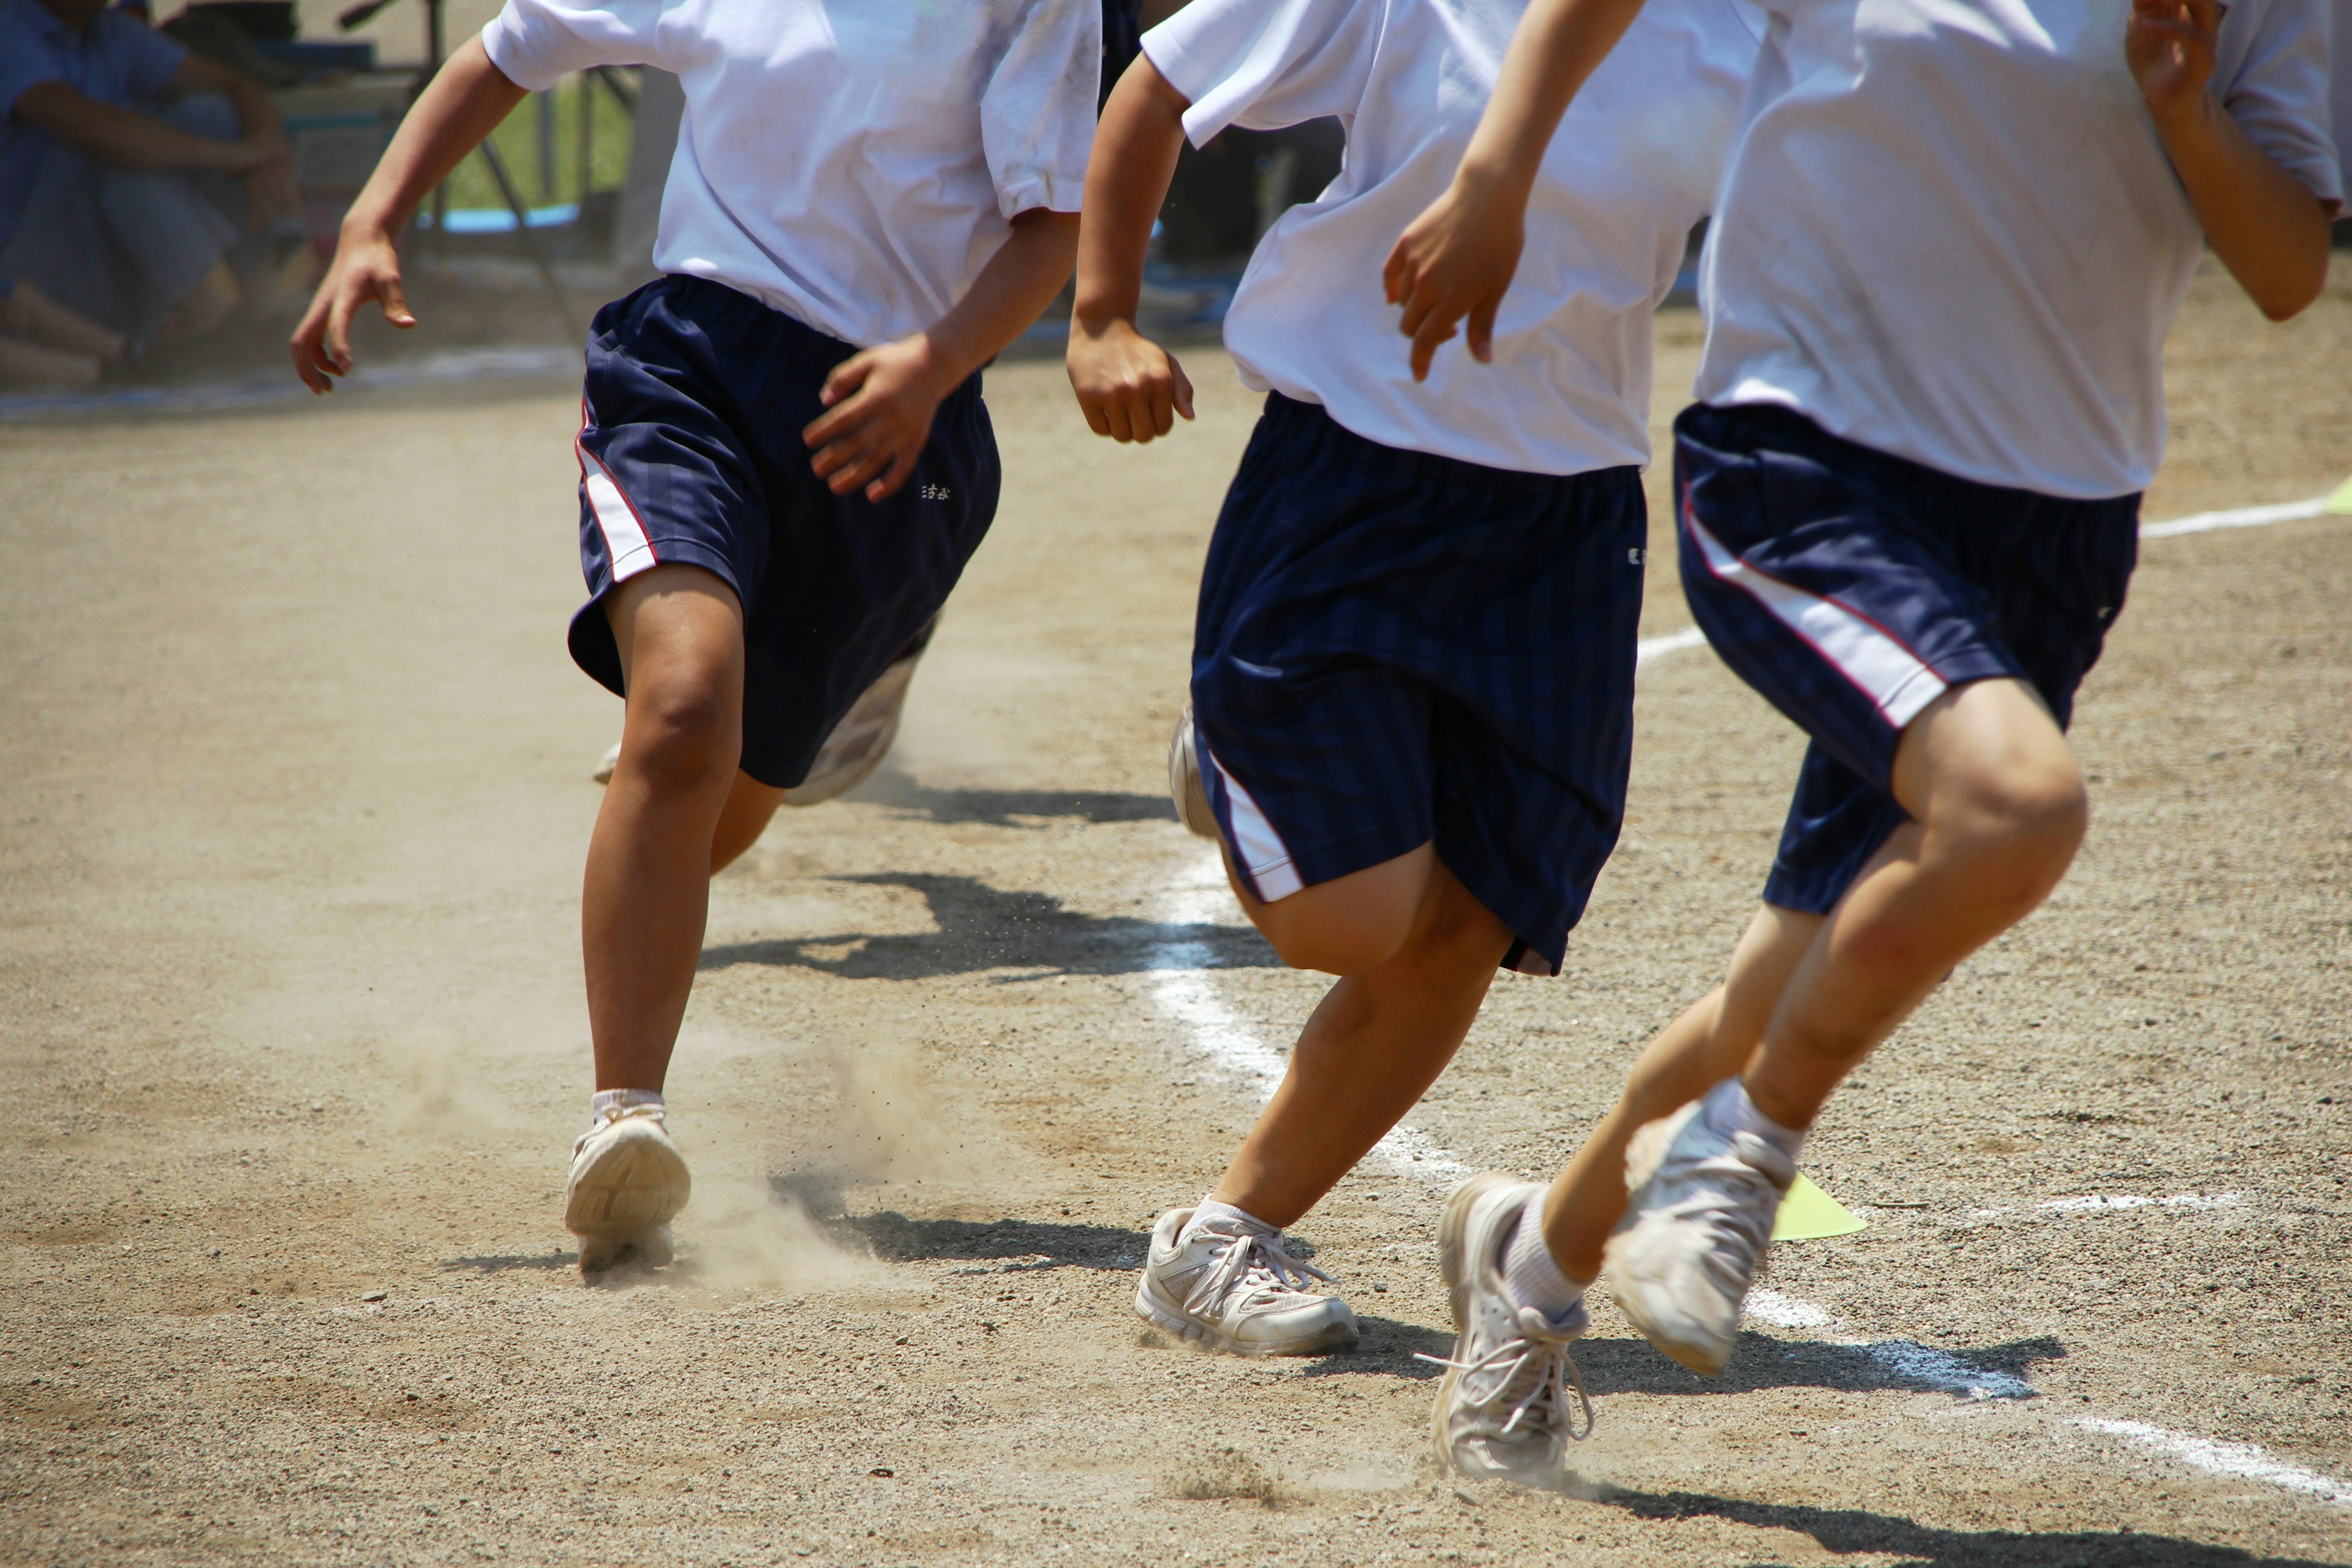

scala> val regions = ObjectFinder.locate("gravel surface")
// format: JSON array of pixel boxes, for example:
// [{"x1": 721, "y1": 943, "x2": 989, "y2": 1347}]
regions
[{"x1": 2, "y1": 258, "x2": 2348, "y2": 1567}]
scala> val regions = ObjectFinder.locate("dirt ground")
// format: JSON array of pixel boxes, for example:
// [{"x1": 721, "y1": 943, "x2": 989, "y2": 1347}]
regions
[{"x1": 2, "y1": 257, "x2": 2348, "y2": 1568}]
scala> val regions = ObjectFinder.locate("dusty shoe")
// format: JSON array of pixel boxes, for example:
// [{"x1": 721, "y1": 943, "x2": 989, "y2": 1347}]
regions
[
  {"x1": 1604, "y1": 1080, "x2": 1797, "y2": 1376},
  {"x1": 1167, "y1": 703, "x2": 1219, "y2": 840},
  {"x1": 1134, "y1": 1207, "x2": 1358, "y2": 1356},
  {"x1": 1426, "y1": 1172, "x2": 1591, "y2": 1485},
  {"x1": 564, "y1": 1105, "x2": 691, "y2": 1275},
  {"x1": 787, "y1": 614, "x2": 941, "y2": 807}
]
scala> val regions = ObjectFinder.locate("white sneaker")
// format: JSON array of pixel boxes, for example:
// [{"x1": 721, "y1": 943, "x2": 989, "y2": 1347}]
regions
[
  {"x1": 592, "y1": 739, "x2": 622, "y2": 785},
  {"x1": 1167, "y1": 704, "x2": 1219, "y2": 840},
  {"x1": 786, "y1": 614, "x2": 940, "y2": 807},
  {"x1": 564, "y1": 1105, "x2": 691, "y2": 1274},
  {"x1": 1134, "y1": 1207, "x2": 1359, "y2": 1356},
  {"x1": 1426, "y1": 1172, "x2": 1591, "y2": 1485},
  {"x1": 1604, "y1": 1085, "x2": 1796, "y2": 1376}
]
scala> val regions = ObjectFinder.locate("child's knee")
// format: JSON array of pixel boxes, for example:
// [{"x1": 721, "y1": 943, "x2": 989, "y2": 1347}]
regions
[
  {"x1": 1252, "y1": 893, "x2": 1418, "y2": 975},
  {"x1": 1951, "y1": 751, "x2": 2088, "y2": 876},
  {"x1": 620, "y1": 680, "x2": 739, "y2": 796}
]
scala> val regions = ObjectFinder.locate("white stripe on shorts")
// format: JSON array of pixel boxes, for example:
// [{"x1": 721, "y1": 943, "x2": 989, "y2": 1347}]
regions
[
  {"x1": 1210, "y1": 752, "x2": 1305, "y2": 904},
  {"x1": 581, "y1": 449, "x2": 659, "y2": 584},
  {"x1": 1683, "y1": 503, "x2": 1947, "y2": 729}
]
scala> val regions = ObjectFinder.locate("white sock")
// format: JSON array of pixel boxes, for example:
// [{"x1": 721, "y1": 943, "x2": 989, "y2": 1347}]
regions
[
  {"x1": 1700, "y1": 1076, "x2": 1803, "y2": 1159},
  {"x1": 1186, "y1": 1195, "x2": 1275, "y2": 1238},
  {"x1": 1501, "y1": 1194, "x2": 1589, "y2": 1322},
  {"x1": 589, "y1": 1088, "x2": 665, "y2": 1128}
]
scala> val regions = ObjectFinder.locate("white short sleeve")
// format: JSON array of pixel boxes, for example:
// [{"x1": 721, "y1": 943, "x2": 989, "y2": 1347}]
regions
[
  {"x1": 1141, "y1": 0, "x2": 1381, "y2": 145},
  {"x1": 980, "y1": 0, "x2": 1102, "y2": 218},
  {"x1": 478, "y1": 0, "x2": 668, "y2": 93},
  {"x1": 2218, "y1": 0, "x2": 2341, "y2": 206}
]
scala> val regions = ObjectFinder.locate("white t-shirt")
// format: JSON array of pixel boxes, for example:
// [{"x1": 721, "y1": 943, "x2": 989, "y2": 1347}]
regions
[
  {"x1": 1145, "y1": 0, "x2": 1760, "y2": 477},
  {"x1": 1694, "y1": 0, "x2": 2341, "y2": 500},
  {"x1": 481, "y1": 0, "x2": 1099, "y2": 348}
]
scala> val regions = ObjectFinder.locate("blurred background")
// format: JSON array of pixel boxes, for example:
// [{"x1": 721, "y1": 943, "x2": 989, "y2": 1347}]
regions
[{"x1": 2, "y1": 0, "x2": 2345, "y2": 415}]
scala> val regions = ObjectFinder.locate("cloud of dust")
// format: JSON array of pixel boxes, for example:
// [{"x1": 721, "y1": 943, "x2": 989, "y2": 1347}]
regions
[
  {"x1": 388, "y1": 1027, "x2": 503, "y2": 1135},
  {"x1": 771, "y1": 1032, "x2": 980, "y2": 1203},
  {"x1": 682, "y1": 1175, "x2": 881, "y2": 1295}
]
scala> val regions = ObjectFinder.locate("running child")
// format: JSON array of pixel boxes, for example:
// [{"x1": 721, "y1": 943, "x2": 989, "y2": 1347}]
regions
[
  {"x1": 1385, "y1": 0, "x2": 2337, "y2": 1399},
  {"x1": 292, "y1": 0, "x2": 1098, "y2": 1273},
  {"x1": 1067, "y1": 0, "x2": 1758, "y2": 1479}
]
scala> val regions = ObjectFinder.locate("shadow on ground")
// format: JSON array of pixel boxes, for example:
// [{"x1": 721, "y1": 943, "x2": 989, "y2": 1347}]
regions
[
  {"x1": 1601, "y1": 1487, "x2": 2336, "y2": 1566},
  {"x1": 701, "y1": 872, "x2": 1276, "y2": 980},
  {"x1": 1302, "y1": 1329, "x2": 2066, "y2": 1400},
  {"x1": 440, "y1": 1251, "x2": 578, "y2": 1274},
  {"x1": 773, "y1": 1193, "x2": 1148, "y2": 1274},
  {"x1": 850, "y1": 776, "x2": 1178, "y2": 829}
]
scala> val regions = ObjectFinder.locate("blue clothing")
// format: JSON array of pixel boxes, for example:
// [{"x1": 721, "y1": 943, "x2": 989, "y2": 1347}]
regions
[
  {"x1": 569, "y1": 276, "x2": 1001, "y2": 790},
  {"x1": 1191, "y1": 393, "x2": 1646, "y2": 976},
  {"x1": 0, "y1": 91, "x2": 239, "y2": 334},
  {"x1": 1672, "y1": 401, "x2": 2140, "y2": 915},
  {"x1": 0, "y1": 0, "x2": 189, "y2": 251}
]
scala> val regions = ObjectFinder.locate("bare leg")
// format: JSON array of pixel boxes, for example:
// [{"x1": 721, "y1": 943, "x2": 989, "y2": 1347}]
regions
[
  {"x1": 0, "y1": 280, "x2": 126, "y2": 363},
  {"x1": 710, "y1": 771, "x2": 787, "y2": 873},
  {"x1": 1537, "y1": 905, "x2": 1817, "y2": 1280},
  {"x1": 1743, "y1": 677, "x2": 2085, "y2": 1128},
  {"x1": 583, "y1": 565, "x2": 746, "y2": 1093},
  {"x1": 1536, "y1": 676, "x2": 2086, "y2": 1276},
  {"x1": 1210, "y1": 851, "x2": 1512, "y2": 1229}
]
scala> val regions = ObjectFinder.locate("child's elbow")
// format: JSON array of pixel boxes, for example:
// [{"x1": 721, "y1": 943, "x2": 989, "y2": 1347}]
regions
[{"x1": 2253, "y1": 271, "x2": 2325, "y2": 322}]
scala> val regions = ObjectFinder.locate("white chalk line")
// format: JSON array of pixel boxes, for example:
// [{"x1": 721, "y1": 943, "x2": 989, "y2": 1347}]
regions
[
  {"x1": 2075, "y1": 1419, "x2": 2352, "y2": 1508},
  {"x1": 1136, "y1": 853, "x2": 2349, "y2": 1512},
  {"x1": 1965, "y1": 1191, "x2": 2250, "y2": 1221},
  {"x1": 2141, "y1": 496, "x2": 2336, "y2": 540}
]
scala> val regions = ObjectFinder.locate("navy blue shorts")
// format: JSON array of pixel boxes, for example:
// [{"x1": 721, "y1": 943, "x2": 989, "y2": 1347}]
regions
[
  {"x1": 1673, "y1": 402, "x2": 2139, "y2": 915},
  {"x1": 568, "y1": 276, "x2": 1000, "y2": 788},
  {"x1": 1192, "y1": 393, "x2": 1646, "y2": 976}
]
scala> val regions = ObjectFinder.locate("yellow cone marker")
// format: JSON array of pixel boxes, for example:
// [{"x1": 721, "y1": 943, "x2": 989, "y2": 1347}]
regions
[
  {"x1": 2324, "y1": 473, "x2": 2352, "y2": 516},
  {"x1": 1771, "y1": 1172, "x2": 1868, "y2": 1241}
]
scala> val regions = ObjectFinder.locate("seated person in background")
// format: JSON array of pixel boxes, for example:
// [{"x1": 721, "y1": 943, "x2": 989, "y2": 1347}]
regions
[
  {"x1": 0, "y1": 0, "x2": 301, "y2": 342},
  {"x1": 0, "y1": 272, "x2": 127, "y2": 385}
]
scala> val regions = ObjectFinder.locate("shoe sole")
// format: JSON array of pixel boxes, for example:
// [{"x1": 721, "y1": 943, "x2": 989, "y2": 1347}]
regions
[
  {"x1": 1131, "y1": 1275, "x2": 1359, "y2": 1357},
  {"x1": 1437, "y1": 1169, "x2": 1525, "y2": 1333},
  {"x1": 564, "y1": 1122, "x2": 691, "y2": 1242},
  {"x1": 1606, "y1": 1104, "x2": 1733, "y2": 1377}
]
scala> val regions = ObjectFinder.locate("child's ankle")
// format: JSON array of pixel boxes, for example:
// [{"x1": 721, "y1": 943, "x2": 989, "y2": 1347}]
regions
[
  {"x1": 589, "y1": 1087, "x2": 665, "y2": 1128},
  {"x1": 1702, "y1": 1077, "x2": 1803, "y2": 1158},
  {"x1": 1501, "y1": 1194, "x2": 1589, "y2": 1323}
]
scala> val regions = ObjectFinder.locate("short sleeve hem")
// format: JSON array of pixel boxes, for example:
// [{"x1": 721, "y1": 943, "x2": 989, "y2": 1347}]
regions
[
  {"x1": 478, "y1": 15, "x2": 565, "y2": 94},
  {"x1": 995, "y1": 170, "x2": 1084, "y2": 219}
]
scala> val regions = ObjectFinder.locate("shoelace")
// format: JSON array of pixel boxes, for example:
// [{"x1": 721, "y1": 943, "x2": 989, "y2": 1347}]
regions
[
  {"x1": 1680, "y1": 1134, "x2": 1790, "y2": 1294},
  {"x1": 1181, "y1": 1226, "x2": 1338, "y2": 1317},
  {"x1": 1418, "y1": 1305, "x2": 1596, "y2": 1444}
]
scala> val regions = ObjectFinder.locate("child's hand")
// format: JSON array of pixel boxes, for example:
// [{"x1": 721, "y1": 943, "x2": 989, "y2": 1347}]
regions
[
  {"x1": 289, "y1": 225, "x2": 413, "y2": 393},
  {"x1": 805, "y1": 335, "x2": 956, "y2": 502},
  {"x1": 1384, "y1": 175, "x2": 1525, "y2": 382},
  {"x1": 2125, "y1": 0, "x2": 2219, "y2": 127},
  {"x1": 1066, "y1": 316, "x2": 1194, "y2": 442}
]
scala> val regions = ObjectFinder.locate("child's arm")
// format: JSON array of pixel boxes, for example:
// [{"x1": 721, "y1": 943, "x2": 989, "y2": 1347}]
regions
[
  {"x1": 1064, "y1": 58, "x2": 1196, "y2": 444},
  {"x1": 2129, "y1": 0, "x2": 2337, "y2": 322},
  {"x1": 289, "y1": 37, "x2": 526, "y2": 391},
  {"x1": 802, "y1": 206, "x2": 1080, "y2": 501},
  {"x1": 1381, "y1": 0, "x2": 1649, "y2": 380}
]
